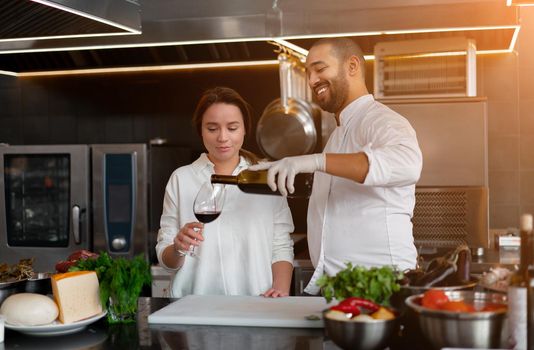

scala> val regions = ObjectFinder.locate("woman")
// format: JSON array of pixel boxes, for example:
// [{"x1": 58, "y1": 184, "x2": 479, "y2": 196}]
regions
[{"x1": 156, "y1": 87, "x2": 294, "y2": 298}]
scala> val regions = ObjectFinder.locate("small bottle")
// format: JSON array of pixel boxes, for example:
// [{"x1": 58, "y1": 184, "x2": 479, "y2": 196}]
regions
[
  {"x1": 211, "y1": 170, "x2": 313, "y2": 199},
  {"x1": 508, "y1": 213, "x2": 533, "y2": 350}
]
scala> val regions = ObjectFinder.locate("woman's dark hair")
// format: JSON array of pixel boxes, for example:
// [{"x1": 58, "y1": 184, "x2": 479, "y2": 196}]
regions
[{"x1": 192, "y1": 86, "x2": 259, "y2": 164}]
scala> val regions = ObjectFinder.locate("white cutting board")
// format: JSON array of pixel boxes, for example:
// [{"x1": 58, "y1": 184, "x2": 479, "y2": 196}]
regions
[{"x1": 148, "y1": 295, "x2": 332, "y2": 328}]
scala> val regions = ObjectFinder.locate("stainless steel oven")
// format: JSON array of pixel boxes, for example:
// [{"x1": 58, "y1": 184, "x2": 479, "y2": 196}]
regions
[{"x1": 0, "y1": 144, "x2": 147, "y2": 272}]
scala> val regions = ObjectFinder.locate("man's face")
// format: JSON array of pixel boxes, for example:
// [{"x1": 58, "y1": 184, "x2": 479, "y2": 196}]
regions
[{"x1": 305, "y1": 44, "x2": 349, "y2": 114}]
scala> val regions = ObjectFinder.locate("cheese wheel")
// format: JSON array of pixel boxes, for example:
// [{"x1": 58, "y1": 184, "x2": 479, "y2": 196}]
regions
[
  {"x1": 0, "y1": 293, "x2": 59, "y2": 326},
  {"x1": 51, "y1": 271, "x2": 102, "y2": 324}
]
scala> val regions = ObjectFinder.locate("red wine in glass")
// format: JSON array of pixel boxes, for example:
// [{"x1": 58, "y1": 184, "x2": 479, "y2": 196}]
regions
[
  {"x1": 183, "y1": 182, "x2": 225, "y2": 258},
  {"x1": 194, "y1": 211, "x2": 221, "y2": 224}
]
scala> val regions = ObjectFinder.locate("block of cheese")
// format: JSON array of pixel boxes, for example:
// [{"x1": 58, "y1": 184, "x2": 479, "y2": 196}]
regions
[{"x1": 51, "y1": 271, "x2": 103, "y2": 324}]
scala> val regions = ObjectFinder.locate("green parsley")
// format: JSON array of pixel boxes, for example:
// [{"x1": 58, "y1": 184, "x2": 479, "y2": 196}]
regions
[
  {"x1": 316, "y1": 263, "x2": 402, "y2": 305},
  {"x1": 69, "y1": 252, "x2": 151, "y2": 323}
]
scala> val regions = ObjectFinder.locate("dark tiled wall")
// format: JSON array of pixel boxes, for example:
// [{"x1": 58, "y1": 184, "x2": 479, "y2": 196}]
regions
[
  {"x1": 0, "y1": 66, "x2": 279, "y2": 156},
  {"x1": 0, "y1": 65, "x2": 311, "y2": 233}
]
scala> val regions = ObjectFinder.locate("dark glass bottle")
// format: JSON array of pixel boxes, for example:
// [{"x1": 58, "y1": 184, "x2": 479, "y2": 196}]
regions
[
  {"x1": 211, "y1": 170, "x2": 313, "y2": 199},
  {"x1": 508, "y1": 213, "x2": 532, "y2": 350},
  {"x1": 526, "y1": 215, "x2": 534, "y2": 350}
]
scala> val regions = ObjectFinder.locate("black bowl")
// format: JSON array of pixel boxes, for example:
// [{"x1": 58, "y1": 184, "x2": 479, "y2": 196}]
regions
[{"x1": 25, "y1": 272, "x2": 52, "y2": 295}]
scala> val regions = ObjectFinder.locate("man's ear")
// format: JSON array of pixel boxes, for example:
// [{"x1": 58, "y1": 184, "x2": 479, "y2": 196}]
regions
[{"x1": 348, "y1": 55, "x2": 361, "y2": 77}]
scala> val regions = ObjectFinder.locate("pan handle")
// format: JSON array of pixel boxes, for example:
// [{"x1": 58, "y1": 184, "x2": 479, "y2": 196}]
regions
[{"x1": 278, "y1": 53, "x2": 292, "y2": 112}]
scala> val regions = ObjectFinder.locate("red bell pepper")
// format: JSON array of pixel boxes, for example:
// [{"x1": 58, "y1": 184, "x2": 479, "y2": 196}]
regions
[
  {"x1": 338, "y1": 297, "x2": 380, "y2": 313},
  {"x1": 330, "y1": 304, "x2": 361, "y2": 316}
]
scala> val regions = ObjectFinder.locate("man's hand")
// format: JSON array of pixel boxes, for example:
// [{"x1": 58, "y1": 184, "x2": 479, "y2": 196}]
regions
[{"x1": 248, "y1": 153, "x2": 325, "y2": 196}]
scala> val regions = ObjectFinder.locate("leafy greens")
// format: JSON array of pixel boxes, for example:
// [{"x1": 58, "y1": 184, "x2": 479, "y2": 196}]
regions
[
  {"x1": 69, "y1": 252, "x2": 151, "y2": 323},
  {"x1": 316, "y1": 263, "x2": 402, "y2": 305}
]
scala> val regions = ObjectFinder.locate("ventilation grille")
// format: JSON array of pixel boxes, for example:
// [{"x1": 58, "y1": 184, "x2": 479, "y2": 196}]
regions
[
  {"x1": 374, "y1": 37, "x2": 476, "y2": 99},
  {"x1": 413, "y1": 191, "x2": 468, "y2": 247},
  {"x1": 412, "y1": 187, "x2": 488, "y2": 248},
  {"x1": 380, "y1": 55, "x2": 467, "y2": 97}
]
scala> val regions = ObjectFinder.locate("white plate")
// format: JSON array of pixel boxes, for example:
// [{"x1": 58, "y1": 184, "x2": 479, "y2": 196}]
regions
[{"x1": 5, "y1": 311, "x2": 107, "y2": 336}]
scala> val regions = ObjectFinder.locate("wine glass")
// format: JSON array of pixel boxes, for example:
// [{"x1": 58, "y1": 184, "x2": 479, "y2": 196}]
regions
[{"x1": 186, "y1": 181, "x2": 225, "y2": 258}]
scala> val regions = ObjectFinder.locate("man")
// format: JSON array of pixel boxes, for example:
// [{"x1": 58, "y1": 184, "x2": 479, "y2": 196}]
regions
[{"x1": 249, "y1": 37, "x2": 422, "y2": 294}]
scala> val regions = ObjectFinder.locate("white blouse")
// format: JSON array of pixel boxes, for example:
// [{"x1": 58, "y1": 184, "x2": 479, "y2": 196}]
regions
[
  {"x1": 156, "y1": 153, "x2": 295, "y2": 297},
  {"x1": 305, "y1": 94, "x2": 423, "y2": 294}
]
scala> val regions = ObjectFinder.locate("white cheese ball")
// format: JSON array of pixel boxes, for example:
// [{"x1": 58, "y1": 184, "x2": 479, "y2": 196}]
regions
[{"x1": 0, "y1": 293, "x2": 59, "y2": 326}]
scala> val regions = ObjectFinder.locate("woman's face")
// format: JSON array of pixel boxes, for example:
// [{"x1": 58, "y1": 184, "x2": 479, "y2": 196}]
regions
[{"x1": 201, "y1": 102, "x2": 245, "y2": 164}]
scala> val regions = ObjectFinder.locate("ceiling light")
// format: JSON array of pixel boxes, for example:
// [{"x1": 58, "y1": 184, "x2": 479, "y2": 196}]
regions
[
  {"x1": 13, "y1": 60, "x2": 279, "y2": 77},
  {"x1": 30, "y1": 0, "x2": 141, "y2": 35},
  {"x1": 0, "y1": 37, "x2": 273, "y2": 55},
  {"x1": 0, "y1": 0, "x2": 141, "y2": 44},
  {"x1": 507, "y1": 0, "x2": 534, "y2": 6}
]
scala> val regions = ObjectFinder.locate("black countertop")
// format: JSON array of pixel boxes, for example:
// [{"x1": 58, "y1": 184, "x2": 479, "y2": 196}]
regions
[
  {"x1": 3, "y1": 297, "x2": 438, "y2": 350},
  {"x1": 2, "y1": 297, "x2": 336, "y2": 350},
  {"x1": 3, "y1": 248, "x2": 516, "y2": 350}
]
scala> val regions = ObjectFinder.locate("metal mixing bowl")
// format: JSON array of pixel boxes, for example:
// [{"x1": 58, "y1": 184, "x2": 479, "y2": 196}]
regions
[
  {"x1": 391, "y1": 280, "x2": 477, "y2": 314},
  {"x1": 322, "y1": 310, "x2": 399, "y2": 350},
  {"x1": 405, "y1": 290, "x2": 507, "y2": 349}
]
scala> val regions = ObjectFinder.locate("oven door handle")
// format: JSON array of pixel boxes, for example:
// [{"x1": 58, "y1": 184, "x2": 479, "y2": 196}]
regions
[{"x1": 72, "y1": 205, "x2": 81, "y2": 244}]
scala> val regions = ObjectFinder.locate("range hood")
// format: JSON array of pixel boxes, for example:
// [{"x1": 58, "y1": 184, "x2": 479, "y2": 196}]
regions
[
  {"x1": 0, "y1": 0, "x2": 519, "y2": 75},
  {"x1": 1, "y1": 0, "x2": 141, "y2": 43}
]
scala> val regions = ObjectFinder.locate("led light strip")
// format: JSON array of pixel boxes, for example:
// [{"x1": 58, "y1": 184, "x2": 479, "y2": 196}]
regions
[
  {"x1": 30, "y1": 0, "x2": 141, "y2": 34},
  {"x1": 0, "y1": 37, "x2": 273, "y2": 55},
  {"x1": 13, "y1": 60, "x2": 279, "y2": 77},
  {"x1": 0, "y1": 25, "x2": 519, "y2": 55},
  {"x1": 507, "y1": 0, "x2": 534, "y2": 6},
  {"x1": 0, "y1": 25, "x2": 521, "y2": 77},
  {"x1": 0, "y1": 70, "x2": 18, "y2": 77},
  {"x1": 0, "y1": 32, "x2": 135, "y2": 44},
  {"x1": 0, "y1": 0, "x2": 142, "y2": 43},
  {"x1": 279, "y1": 25, "x2": 520, "y2": 40}
]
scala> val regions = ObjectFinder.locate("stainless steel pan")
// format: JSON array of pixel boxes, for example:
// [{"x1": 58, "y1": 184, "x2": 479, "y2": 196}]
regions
[{"x1": 256, "y1": 53, "x2": 317, "y2": 160}]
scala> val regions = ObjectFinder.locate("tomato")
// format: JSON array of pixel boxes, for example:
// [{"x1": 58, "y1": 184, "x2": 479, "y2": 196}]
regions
[
  {"x1": 439, "y1": 301, "x2": 476, "y2": 312},
  {"x1": 481, "y1": 303, "x2": 507, "y2": 312},
  {"x1": 421, "y1": 289, "x2": 449, "y2": 309}
]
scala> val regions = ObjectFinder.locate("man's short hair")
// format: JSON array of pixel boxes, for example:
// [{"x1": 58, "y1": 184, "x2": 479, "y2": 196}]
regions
[{"x1": 311, "y1": 37, "x2": 365, "y2": 77}]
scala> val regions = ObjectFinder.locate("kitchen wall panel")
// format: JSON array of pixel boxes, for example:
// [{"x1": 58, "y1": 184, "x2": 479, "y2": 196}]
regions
[
  {"x1": 520, "y1": 171, "x2": 534, "y2": 205},
  {"x1": 519, "y1": 99, "x2": 534, "y2": 135},
  {"x1": 487, "y1": 101, "x2": 518, "y2": 136},
  {"x1": 488, "y1": 135, "x2": 519, "y2": 171}
]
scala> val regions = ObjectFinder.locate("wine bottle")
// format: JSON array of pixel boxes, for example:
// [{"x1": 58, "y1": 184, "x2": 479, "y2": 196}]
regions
[
  {"x1": 211, "y1": 170, "x2": 313, "y2": 199},
  {"x1": 508, "y1": 213, "x2": 532, "y2": 350},
  {"x1": 527, "y1": 216, "x2": 534, "y2": 350}
]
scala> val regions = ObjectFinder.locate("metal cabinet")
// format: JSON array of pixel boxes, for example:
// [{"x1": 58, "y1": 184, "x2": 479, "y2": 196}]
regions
[{"x1": 292, "y1": 260, "x2": 314, "y2": 296}]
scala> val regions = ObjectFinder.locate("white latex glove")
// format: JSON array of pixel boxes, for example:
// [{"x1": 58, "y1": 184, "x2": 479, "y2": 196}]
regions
[{"x1": 248, "y1": 153, "x2": 326, "y2": 196}]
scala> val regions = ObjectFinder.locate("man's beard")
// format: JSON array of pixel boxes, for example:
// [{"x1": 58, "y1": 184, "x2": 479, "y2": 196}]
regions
[{"x1": 314, "y1": 73, "x2": 349, "y2": 114}]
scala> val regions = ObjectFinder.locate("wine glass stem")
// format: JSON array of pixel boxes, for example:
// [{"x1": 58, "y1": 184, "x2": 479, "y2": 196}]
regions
[{"x1": 188, "y1": 227, "x2": 201, "y2": 257}]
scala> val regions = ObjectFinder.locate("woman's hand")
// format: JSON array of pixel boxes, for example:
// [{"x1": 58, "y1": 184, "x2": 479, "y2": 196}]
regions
[
  {"x1": 262, "y1": 261, "x2": 293, "y2": 298},
  {"x1": 261, "y1": 287, "x2": 289, "y2": 298},
  {"x1": 174, "y1": 222, "x2": 204, "y2": 252}
]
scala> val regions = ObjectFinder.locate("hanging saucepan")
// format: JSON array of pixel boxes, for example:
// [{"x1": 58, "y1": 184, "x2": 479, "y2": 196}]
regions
[{"x1": 256, "y1": 53, "x2": 317, "y2": 160}]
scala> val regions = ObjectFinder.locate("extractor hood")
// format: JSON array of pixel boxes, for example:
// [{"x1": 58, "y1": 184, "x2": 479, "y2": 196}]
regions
[
  {"x1": 0, "y1": 0, "x2": 519, "y2": 75},
  {"x1": 1, "y1": 0, "x2": 141, "y2": 43}
]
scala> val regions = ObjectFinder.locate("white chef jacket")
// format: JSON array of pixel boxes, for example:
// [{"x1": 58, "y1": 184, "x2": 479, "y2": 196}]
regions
[
  {"x1": 156, "y1": 153, "x2": 294, "y2": 297},
  {"x1": 305, "y1": 94, "x2": 422, "y2": 294}
]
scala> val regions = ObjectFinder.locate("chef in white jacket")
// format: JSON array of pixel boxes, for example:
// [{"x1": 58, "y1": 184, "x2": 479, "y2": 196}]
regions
[
  {"x1": 249, "y1": 38, "x2": 422, "y2": 294},
  {"x1": 156, "y1": 87, "x2": 294, "y2": 298}
]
